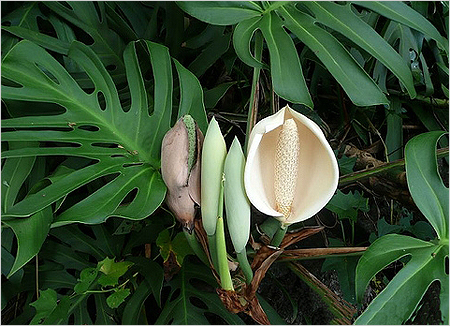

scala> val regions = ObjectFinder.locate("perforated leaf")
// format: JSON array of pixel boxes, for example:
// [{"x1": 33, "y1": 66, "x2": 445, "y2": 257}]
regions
[
  {"x1": 156, "y1": 258, "x2": 244, "y2": 325},
  {"x1": 2, "y1": 38, "x2": 206, "y2": 226},
  {"x1": 177, "y1": 1, "x2": 442, "y2": 108}
]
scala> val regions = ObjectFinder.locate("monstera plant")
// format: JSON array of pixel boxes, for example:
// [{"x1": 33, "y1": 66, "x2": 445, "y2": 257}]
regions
[
  {"x1": 178, "y1": 1, "x2": 448, "y2": 107},
  {"x1": 1, "y1": 38, "x2": 207, "y2": 275},
  {"x1": 355, "y1": 131, "x2": 449, "y2": 324},
  {"x1": 1, "y1": 1, "x2": 448, "y2": 325}
]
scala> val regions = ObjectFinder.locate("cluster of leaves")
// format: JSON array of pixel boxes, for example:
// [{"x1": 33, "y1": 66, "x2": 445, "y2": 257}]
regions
[{"x1": 1, "y1": 1, "x2": 449, "y2": 325}]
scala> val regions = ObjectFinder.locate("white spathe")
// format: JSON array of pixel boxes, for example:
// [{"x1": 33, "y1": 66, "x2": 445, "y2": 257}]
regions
[{"x1": 244, "y1": 105, "x2": 339, "y2": 226}]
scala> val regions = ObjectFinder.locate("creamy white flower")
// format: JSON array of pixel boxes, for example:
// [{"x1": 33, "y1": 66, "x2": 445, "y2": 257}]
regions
[{"x1": 244, "y1": 105, "x2": 339, "y2": 226}]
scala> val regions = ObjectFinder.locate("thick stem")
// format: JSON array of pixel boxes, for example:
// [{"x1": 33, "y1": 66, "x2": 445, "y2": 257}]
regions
[
  {"x1": 183, "y1": 229, "x2": 209, "y2": 266},
  {"x1": 271, "y1": 223, "x2": 288, "y2": 247},
  {"x1": 244, "y1": 30, "x2": 263, "y2": 155},
  {"x1": 216, "y1": 217, "x2": 234, "y2": 291},
  {"x1": 236, "y1": 250, "x2": 253, "y2": 284},
  {"x1": 208, "y1": 234, "x2": 219, "y2": 272}
]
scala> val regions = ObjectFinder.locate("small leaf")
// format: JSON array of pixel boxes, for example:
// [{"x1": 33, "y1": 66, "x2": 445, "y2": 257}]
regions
[
  {"x1": 30, "y1": 289, "x2": 71, "y2": 325},
  {"x1": 326, "y1": 190, "x2": 369, "y2": 222},
  {"x1": 156, "y1": 230, "x2": 195, "y2": 266},
  {"x1": 98, "y1": 258, "x2": 133, "y2": 287},
  {"x1": 30, "y1": 289, "x2": 58, "y2": 325},
  {"x1": 74, "y1": 267, "x2": 99, "y2": 294},
  {"x1": 106, "y1": 288, "x2": 131, "y2": 309}
]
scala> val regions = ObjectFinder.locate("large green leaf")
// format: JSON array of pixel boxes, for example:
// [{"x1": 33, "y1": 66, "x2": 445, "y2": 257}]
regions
[
  {"x1": 302, "y1": 2, "x2": 415, "y2": 100},
  {"x1": 2, "y1": 38, "x2": 206, "y2": 226},
  {"x1": 176, "y1": 1, "x2": 263, "y2": 25},
  {"x1": 3, "y1": 207, "x2": 53, "y2": 278},
  {"x1": 156, "y1": 258, "x2": 244, "y2": 325},
  {"x1": 2, "y1": 2, "x2": 127, "y2": 86},
  {"x1": 178, "y1": 1, "x2": 440, "y2": 108},
  {"x1": 355, "y1": 131, "x2": 449, "y2": 324},
  {"x1": 355, "y1": 234, "x2": 448, "y2": 324},
  {"x1": 353, "y1": 1, "x2": 449, "y2": 55},
  {"x1": 405, "y1": 131, "x2": 449, "y2": 240},
  {"x1": 278, "y1": 5, "x2": 388, "y2": 106}
]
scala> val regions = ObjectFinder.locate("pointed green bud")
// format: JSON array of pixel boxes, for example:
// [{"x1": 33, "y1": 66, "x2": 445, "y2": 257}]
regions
[
  {"x1": 224, "y1": 137, "x2": 250, "y2": 254},
  {"x1": 201, "y1": 117, "x2": 227, "y2": 236}
]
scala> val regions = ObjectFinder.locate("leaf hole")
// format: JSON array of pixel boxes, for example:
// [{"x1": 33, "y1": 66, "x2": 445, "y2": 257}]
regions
[
  {"x1": 78, "y1": 125, "x2": 100, "y2": 132},
  {"x1": 111, "y1": 154, "x2": 127, "y2": 158},
  {"x1": 189, "y1": 296, "x2": 208, "y2": 310},
  {"x1": 189, "y1": 277, "x2": 215, "y2": 293},
  {"x1": 122, "y1": 162, "x2": 144, "y2": 167},
  {"x1": 2, "y1": 77, "x2": 23, "y2": 88},
  {"x1": 97, "y1": 91, "x2": 107, "y2": 111},
  {"x1": 68, "y1": 20, "x2": 95, "y2": 46},
  {"x1": 58, "y1": 2, "x2": 74, "y2": 10},
  {"x1": 445, "y1": 256, "x2": 449, "y2": 275},
  {"x1": 36, "y1": 16, "x2": 58, "y2": 38},
  {"x1": 118, "y1": 188, "x2": 138, "y2": 207},
  {"x1": 117, "y1": 84, "x2": 132, "y2": 112},
  {"x1": 91, "y1": 142, "x2": 119, "y2": 148},
  {"x1": 204, "y1": 312, "x2": 227, "y2": 324},
  {"x1": 93, "y1": 1, "x2": 103, "y2": 23},
  {"x1": 35, "y1": 63, "x2": 60, "y2": 85},
  {"x1": 294, "y1": 3, "x2": 316, "y2": 18},
  {"x1": 42, "y1": 141, "x2": 81, "y2": 148},
  {"x1": 170, "y1": 288, "x2": 181, "y2": 302},
  {"x1": 106, "y1": 64, "x2": 117, "y2": 72}
]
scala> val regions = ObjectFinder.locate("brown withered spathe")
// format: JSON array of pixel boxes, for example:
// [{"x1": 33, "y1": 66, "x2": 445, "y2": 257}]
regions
[{"x1": 161, "y1": 117, "x2": 203, "y2": 233}]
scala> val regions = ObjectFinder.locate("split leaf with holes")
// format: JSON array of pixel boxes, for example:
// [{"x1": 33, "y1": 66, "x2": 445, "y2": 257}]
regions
[
  {"x1": 178, "y1": 1, "x2": 447, "y2": 108},
  {"x1": 355, "y1": 131, "x2": 449, "y2": 324},
  {"x1": 1, "y1": 39, "x2": 206, "y2": 227}
]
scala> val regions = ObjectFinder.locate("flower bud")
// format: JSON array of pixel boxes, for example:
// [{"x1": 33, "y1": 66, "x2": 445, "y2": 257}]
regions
[
  {"x1": 224, "y1": 137, "x2": 250, "y2": 254},
  {"x1": 161, "y1": 115, "x2": 203, "y2": 233},
  {"x1": 201, "y1": 117, "x2": 227, "y2": 236}
]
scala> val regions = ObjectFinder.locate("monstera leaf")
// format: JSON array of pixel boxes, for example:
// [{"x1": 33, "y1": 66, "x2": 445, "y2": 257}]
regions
[
  {"x1": 2, "y1": 2, "x2": 126, "y2": 80},
  {"x1": 178, "y1": 1, "x2": 448, "y2": 108},
  {"x1": 157, "y1": 258, "x2": 244, "y2": 325},
  {"x1": 2, "y1": 38, "x2": 207, "y2": 227},
  {"x1": 355, "y1": 131, "x2": 449, "y2": 324}
]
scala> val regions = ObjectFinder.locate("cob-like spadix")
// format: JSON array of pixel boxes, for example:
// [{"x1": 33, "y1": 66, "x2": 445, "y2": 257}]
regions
[{"x1": 274, "y1": 119, "x2": 299, "y2": 219}]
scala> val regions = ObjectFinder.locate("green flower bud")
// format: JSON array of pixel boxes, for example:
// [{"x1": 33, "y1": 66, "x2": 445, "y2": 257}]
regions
[{"x1": 201, "y1": 117, "x2": 227, "y2": 236}]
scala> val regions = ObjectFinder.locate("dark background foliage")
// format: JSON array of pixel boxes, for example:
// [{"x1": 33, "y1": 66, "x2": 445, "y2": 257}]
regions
[{"x1": 1, "y1": 1, "x2": 448, "y2": 324}]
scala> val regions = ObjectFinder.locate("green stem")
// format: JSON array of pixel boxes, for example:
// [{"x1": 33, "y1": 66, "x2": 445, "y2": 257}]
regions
[
  {"x1": 208, "y1": 234, "x2": 219, "y2": 271},
  {"x1": 236, "y1": 250, "x2": 253, "y2": 284},
  {"x1": 340, "y1": 221, "x2": 346, "y2": 245},
  {"x1": 244, "y1": 30, "x2": 263, "y2": 155},
  {"x1": 271, "y1": 222, "x2": 287, "y2": 247},
  {"x1": 184, "y1": 229, "x2": 209, "y2": 266},
  {"x1": 216, "y1": 174, "x2": 234, "y2": 291},
  {"x1": 216, "y1": 217, "x2": 233, "y2": 291}
]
